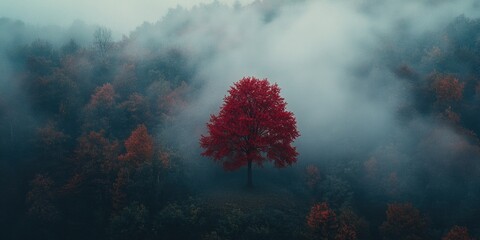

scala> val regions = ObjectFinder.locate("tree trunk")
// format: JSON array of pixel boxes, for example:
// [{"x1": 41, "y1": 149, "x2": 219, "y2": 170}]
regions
[{"x1": 247, "y1": 159, "x2": 253, "y2": 188}]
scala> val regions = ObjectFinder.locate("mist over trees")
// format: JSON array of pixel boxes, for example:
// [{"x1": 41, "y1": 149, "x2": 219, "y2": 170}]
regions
[{"x1": 1, "y1": 0, "x2": 480, "y2": 239}]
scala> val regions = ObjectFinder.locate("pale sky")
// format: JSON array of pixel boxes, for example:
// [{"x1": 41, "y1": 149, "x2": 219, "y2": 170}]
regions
[{"x1": 0, "y1": 0, "x2": 255, "y2": 34}]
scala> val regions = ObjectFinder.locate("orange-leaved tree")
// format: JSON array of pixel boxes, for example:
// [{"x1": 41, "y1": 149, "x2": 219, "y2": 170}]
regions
[
  {"x1": 380, "y1": 203, "x2": 428, "y2": 240},
  {"x1": 442, "y1": 225, "x2": 474, "y2": 240},
  {"x1": 306, "y1": 202, "x2": 338, "y2": 239},
  {"x1": 200, "y1": 77, "x2": 299, "y2": 187},
  {"x1": 119, "y1": 124, "x2": 154, "y2": 167}
]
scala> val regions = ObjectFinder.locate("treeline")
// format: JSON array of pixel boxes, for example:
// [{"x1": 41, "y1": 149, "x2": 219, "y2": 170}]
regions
[{"x1": 0, "y1": 20, "x2": 193, "y2": 239}]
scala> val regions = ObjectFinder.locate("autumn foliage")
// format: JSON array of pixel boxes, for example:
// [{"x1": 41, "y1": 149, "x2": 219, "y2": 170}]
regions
[
  {"x1": 87, "y1": 83, "x2": 116, "y2": 109},
  {"x1": 73, "y1": 130, "x2": 119, "y2": 171},
  {"x1": 380, "y1": 203, "x2": 427, "y2": 240},
  {"x1": 442, "y1": 226, "x2": 474, "y2": 240},
  {"x1": 306, "y1": 203, "x2": 366, "y2": 240},
  {"x1": 119, "y1": 124, "x2": 154, "y2": 166},
  {"x1": 433, "y1": 75, "x2": 465, "y2": 102},
  {"x1": 306, "y1": 202, "x2": 338, "y2": 238},
  {"x1": 336, "y1": 209, "x2": 363, "y2": 240},
  {"x1": 200, "y1": 77, "x2": 299, "y2": 186}
]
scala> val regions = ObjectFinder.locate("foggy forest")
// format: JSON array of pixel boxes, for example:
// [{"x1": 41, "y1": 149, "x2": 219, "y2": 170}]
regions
[{"x1": 1, "y1": 0, "x2": 480, "y2": 239}]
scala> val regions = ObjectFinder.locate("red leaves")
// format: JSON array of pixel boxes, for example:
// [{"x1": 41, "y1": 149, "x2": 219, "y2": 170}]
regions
[
  {"x1": 306, "y1": 202, "x2": 338, "y2": 238},
  {"x1": 306, "y1": 204, "x2": 365, "y2": 240},
  {"x1": 307, "y1": 202, "x2": 337, "y2": 229},
  {"x1": 336, "y1": 209, "x2": 365, "y2": 240},
  {"x1": 433, "y1": 75, "x2": 465, "y2": 102},
  {"x1": 65, "y1": 130, "x2": 119, "y2": 197},
  {"x1": 84, "y1": 84, "x2": 117, "y2": 131},
  {"x1": 74, "y1": 130, "x2": 119, "y2": 171},
  {"x1": 200, "y1": 77, "x2": 299, "y2": 170},
  {"x1": 336, "y1": 223, "x2": 357, "y2": 240},
  {"x1": 119, "y1": 93, "x2": 151, "y2": 126},
  {"x1": 442, "y1": 226, "x2": 474, "y2": 240},
  {"x1": 119, "y1": 124, "x2": 154, "y2": 167},
  {"x1": 87, "y1": 83, "x2": 116, "y2": 110}
]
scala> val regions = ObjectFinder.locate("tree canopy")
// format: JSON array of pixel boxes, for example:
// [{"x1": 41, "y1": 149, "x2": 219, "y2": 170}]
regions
[{"x1": 200, "y1": 77, "x2": 299, "y2": 187}]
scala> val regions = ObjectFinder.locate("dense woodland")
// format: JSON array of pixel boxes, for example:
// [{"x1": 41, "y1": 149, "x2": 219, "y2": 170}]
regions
[{"x1": 1, "y1": 1, "x2": 480, "y2": 240}]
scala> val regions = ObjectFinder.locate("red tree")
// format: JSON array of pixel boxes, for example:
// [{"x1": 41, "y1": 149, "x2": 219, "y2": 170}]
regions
[
  {"x1": 87, "y1": 83, "x2": 116, "y2": 109},
  {"x1": 442, "y1": 226, "x2": 473, "y2": 240},
  {"x1": 380, "y1": 203, "x2": 427, "y2": 240},
  {"x1": 200, "y1": 77, "x2": 299, "y2": 187},
  {"x1": 306, "y1": 202, "x2": 338, "y2": 238},
  {"x1": 119, "y1": 124, "x2": 154, "y2": 167},
  {"x1": 84, "y1": 83, "x2": 117, "y2": 131},
  {"x1": 432, "y1": 75, "x2": 464, "y2": 102},
  {"x1": 336, "y1": 208, "x2": 367, "y2": 240}
]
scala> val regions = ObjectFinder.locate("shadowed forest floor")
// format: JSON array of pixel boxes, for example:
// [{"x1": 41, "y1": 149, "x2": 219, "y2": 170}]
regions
[{"x1": 200, "y1": 187, "x2": 308, "y2": 212}]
